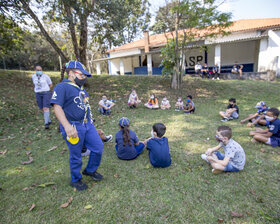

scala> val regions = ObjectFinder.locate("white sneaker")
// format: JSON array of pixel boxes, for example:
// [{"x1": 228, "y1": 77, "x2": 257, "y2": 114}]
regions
[
  {"x1": 81, "y1": 149, "x2": 91, "y2": 157},
  {"x1": 217, "y1": 77, "x2": 220, "y2": 80},
  {"x1": 201, "y1": 154, "x2": 210, "y2": 163},
  {"x1": 104, "y1": 135, "x2": 113, "y2": 143}
]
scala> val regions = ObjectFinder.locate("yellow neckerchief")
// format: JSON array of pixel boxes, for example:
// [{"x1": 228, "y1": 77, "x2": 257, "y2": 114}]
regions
[{"x1": 66, "y1": 82, "x2": 93, "y2": 125}]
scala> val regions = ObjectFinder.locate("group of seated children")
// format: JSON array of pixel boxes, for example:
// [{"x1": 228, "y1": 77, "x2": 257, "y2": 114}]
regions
[
  {"x1": 174, "y1": 95, "x2": 195, "y2": 114},
  {"x1": 231, "y1": 61, "x2": 243, "y2": 76},
  {"x1": 115, "y1": 117, "x2": 171, "y2": 168},
  {"x1": 194, "y1": 62, "x2": 221, "y2": 80}
]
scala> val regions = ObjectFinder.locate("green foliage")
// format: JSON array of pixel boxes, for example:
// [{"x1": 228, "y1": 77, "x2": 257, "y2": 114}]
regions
[
  {"x1": 0, "y1": 14, "x2": 24, "y2": 56},
  {"x1": 160, "y1": 39, "x2": 177, "y2": 76}
]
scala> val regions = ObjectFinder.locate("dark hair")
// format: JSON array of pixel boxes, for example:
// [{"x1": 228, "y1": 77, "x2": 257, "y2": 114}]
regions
[
  {"x1": 152, "y1": 123, "x2": 166, "y2": 138},
  {"x1": 217, "y1": 126, "x2": 232, "y2": 139},
  {"x1": 187, "y1": 95, "x2": 192, "y2": 99},
  {"x1": 268, "y1": 108, "x2": 279, "y2": 117},
  {"x1": 121, "y1": 125, "x2": 131, "y2": 146},
  {"x1": 229, "y1": 98, "x2": 236, "y2": 103}
]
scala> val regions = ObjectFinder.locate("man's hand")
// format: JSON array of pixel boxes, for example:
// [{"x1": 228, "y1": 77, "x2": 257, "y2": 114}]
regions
[{"x1": 65, "y1": 124, "x2": 78, "y2": 138}]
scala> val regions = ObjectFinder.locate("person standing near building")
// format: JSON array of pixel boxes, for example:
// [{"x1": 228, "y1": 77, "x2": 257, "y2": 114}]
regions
[
  {"x1": 32, "y1": 65, "x2": 53, "y2": 129},
  {"x1": 194, "y1": 62, "x2": 202, "y2": 80},
  {"x1": 51, "y1": 61, "x2": 104, "y2": 191}
]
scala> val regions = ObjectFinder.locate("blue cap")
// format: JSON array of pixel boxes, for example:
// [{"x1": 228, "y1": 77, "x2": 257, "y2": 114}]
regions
[
  {"x1": 119, "y1": 117, "x2": 129, "y2": 127},
  {"x1": 65, "y1": 61, "x2": 91, "y2": 77},
  {"x1": 255, "y1": 101, "x2": 266, "y2": 109}
]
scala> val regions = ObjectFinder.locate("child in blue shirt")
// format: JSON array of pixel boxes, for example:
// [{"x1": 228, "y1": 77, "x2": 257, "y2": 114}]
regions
[
  {"x1": 144, "y1": 123, "x2": 171, "y2": 168},
  {"x1": 219, "y1": 98, "x2": 239, "y2": 122},
  {"x1": 184, "y1": 95, "x2": 195, "y2": 114},
  {"x1": 115, "y1": 117, "x2": 145, "y2": 160},
  {"x1": 250, "y1": 108, "x2": 280, "y2": 147},
  {"x1": 241, "y1": 101, "x2": 270, "y2": 127}
]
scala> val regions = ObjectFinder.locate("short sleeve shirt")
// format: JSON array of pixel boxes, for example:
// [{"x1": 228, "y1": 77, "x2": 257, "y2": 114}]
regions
[
  {"x1": 50, "y1": 79, "x2": 91, "y2": 122},
  {"x1": 147, "y1": 137, "x2": 171, "y2": 167},
  {"x1": 195, "y1": 64, "x2": 202, "y2": 70},
  {"x1": 115, "y1": 130, "x2": 139, "y2": 160},
  {"x1": 227, "y1": 104, "x2": 239, "y2": 114},
  {"x1": 161, "y1": 100, "x2": 170, "y2": 106},
  {"x1": 128, "y1": 93, "x2": 138, "y2": 103},
  {"x1": 220, "y1": 139, "x2": 246, "y2": 170},
  {"x1": 99, "y1": 100, "x2": 113, "y2": 107},
  {"x1": 257, "y1": 107, "x2": 269, "y2": 115},
  {"x1": 268, "y1": 118, "x2": 280, "y2": 138},
  {"x1": 32, "y1": 73, "x2": 52, "y2": 93}
]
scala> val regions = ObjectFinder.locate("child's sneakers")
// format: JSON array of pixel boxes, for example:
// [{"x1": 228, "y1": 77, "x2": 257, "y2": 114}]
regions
[
  {"x1": 221, "y1": 118, "x2": 229, "y2": 122},
  {"x1": 201, "y1": 154, "x2": 210, "y2": 163},
  {"x1": 175, "y1": 109, "x2": 180, "y2": 111},
  {"x1": 81, "y1": 149, "x2": 91, "y2": 157},
  {"x1": 104, "y1": 135, "x2": 113, "y2": 143},
  {"x1": 212, "y1": 169, "x2": 223, "y2": 174}
]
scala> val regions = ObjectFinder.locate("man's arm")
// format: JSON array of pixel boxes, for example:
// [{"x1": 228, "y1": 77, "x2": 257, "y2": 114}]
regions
[
  {"x1": 208, "y1": 156, "x2": 230, "y2": 167},
  {"x1": 53, "y1": 104, "x2": 77, "y2": 138}
]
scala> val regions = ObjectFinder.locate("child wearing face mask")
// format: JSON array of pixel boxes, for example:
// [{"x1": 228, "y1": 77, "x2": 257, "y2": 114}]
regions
[
  {"x1": 201, "y1": 125, "x2": 246, "y2": 174},
  {"x1": 115, "y1": 117, "x2": 145, "y2": 160},
  {"x1": 184, "y1": 95, "x2": 195, "y2": 114},
  {"x1": 219, "y1": 98, "x2": 239, "y2": 122},
  {"x1": 98, "y1": 94, "x2": 115, "y2": 115},
  {"x1": 144, "y1": 123, "x2": 171, "y2": 168},
  {"x1": 175, "y1": 97, "x2": 184, "y2": 111},
  {"x1": 160, "y1": 96, "x2": 171, "y2": 110},
  {"x1": 144, "y1": 94, "x2": 159, "y2": 109},
  {"x1": 128, "y1": 88, "x2": 141, "y2": 108},
  {"x1": 240, "y1": 101, "x2": 270, "y2": 127},
  {"x1": 250, "y1": 108, "x2": 280, "y2": 147}
]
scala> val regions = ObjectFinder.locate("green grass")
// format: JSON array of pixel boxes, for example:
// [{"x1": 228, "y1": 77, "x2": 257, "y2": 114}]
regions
[{"x1": 0, "y1": 70, "x2": 280, "y2": 223}]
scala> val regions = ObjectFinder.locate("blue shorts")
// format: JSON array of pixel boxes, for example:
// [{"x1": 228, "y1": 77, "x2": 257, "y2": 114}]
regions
[
  {"x1": 215, "y1": 151, "x2": 240, "y2": 172},
  {"x1": 267, "y1": 137, "x2": 280, "y2": 147},
  {"x1": 231, "y1": 111, "x2": 239, "y2": 119},
  {"x1": 35, "y1": 91, "x2": 51, "y2": 109}
]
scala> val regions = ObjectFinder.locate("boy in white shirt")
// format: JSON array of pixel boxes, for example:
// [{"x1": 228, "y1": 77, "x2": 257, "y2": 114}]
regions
[
  {"x1": 160, "y1": 96, "x2": 171, "y2": 110},
  {"x1": 98, "y1": 94, "x2": 115, "y2": 115}
]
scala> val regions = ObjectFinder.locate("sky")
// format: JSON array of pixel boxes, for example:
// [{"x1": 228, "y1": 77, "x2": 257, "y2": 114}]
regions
[{"x1": 148, "y1": 0, "x2": 280, "y2": 24}]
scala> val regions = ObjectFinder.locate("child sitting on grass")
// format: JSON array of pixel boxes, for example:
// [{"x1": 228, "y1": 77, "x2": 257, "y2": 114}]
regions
[
  {"x1": 144, "y1": 93, "x2": 159, "y2": 109},
  {"x1": 184, "y1": 95, "x2": 195, "y2": 114},
  {"x1": 128, "y1": 88, "x2": 141, "y2": 109},
  {"x1": 144, "y1": 123, "x2": 171, "y2": 168},
  {"x1": 98, "y1": 94, "x2": 115, "y2": 115},
  {"x1": 115, "y1": 117, "x2": 145, "y2": 160},
  {"x1": 175, "y1": 97, "x2": 184, "y2": 111},
  {"x1": 219, "y1": 98, "x2": 239, "y2": 122},
  {"x1": 240, "y1": 101, "x2": 270, "y2": 127},
  {"x1": 201, "y1": 125, "x2": 246, "y2": 174},
  {"x1": 160, "y1": 96, "x2": 171, "y2": 110},
  {"x1": 250, "y1": 108, "x2": 280, "y2": 147}
]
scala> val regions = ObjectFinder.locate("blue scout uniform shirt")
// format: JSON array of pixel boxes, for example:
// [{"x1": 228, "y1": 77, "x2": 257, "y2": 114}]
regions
[
  {"x1": 186, "y1": 100, "x2": 195, "y2": 108},
  {"x1": 227, "y1": 104, "x2": 239, "y2": 114},
  {"x1": 50, "y1": 79, "x2": 92, "y2": 122},
  {"x1": 147, "y1": 137, "x2": 171, "y2": 168},
  {"x1": 115, "y1": 130, "x2": 139, "y2": 160},
  {"x1": 257, "y1": 107, "x2": 269, "y2": 115},
  {"x1": 268, "y1": 118, "x2": 280, "y2": 138}
]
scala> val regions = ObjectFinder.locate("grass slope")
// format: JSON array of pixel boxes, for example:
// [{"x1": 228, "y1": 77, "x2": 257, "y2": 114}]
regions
[{"x1": 0, "y1": 70, "x2": 280, "y2": 223}]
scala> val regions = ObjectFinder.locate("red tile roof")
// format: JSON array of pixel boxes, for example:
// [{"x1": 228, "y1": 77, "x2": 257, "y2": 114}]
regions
[{"x1": 107, "y1": 18, "x2": 280, "y2": 53}]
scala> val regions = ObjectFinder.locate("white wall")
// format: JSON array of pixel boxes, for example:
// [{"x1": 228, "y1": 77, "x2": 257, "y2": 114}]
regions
[{"x1": 258, "y1": 30, "x2": 280, "y2": 74}]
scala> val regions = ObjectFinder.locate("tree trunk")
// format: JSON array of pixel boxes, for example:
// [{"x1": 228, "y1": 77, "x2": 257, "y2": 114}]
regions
[
  {"x1": 20, "y1": 0, "x2": 69, "y2": 63},
  {"x1": 79, "y1": 13, "x2": 88, "y2": 66},
  {"x1": 171, "y1": 71, "x2": 179, "y2": 89},
  {"x1": 64, "y1": 2, "x2": 80, "y2": 61}
]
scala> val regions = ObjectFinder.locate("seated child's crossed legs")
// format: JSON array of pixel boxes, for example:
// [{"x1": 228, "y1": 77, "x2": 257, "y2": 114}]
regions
[{"x1": 208, "y1": 152, "x2": 238, "y2": 172}]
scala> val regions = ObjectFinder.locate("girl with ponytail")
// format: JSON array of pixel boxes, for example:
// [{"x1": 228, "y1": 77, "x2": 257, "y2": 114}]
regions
[{"x1": 115, "y1": 117, "x2": 145, "y2": 160}]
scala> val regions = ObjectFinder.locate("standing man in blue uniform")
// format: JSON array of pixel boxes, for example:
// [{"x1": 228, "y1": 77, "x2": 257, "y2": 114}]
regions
[{"x1": 51, "y1": 61, "x2": 104, "y2": 191}]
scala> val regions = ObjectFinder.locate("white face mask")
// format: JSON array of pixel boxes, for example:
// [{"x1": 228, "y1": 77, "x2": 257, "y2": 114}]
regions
[
  {"x1": 151, "y1": 130, "x2": 154, "y2": 138},
  {"x1": 102, "y1": 98, "x2": 107, "y2": 102},
  {"x1": 150, "y1": 96, "x2": 154, "y2": 100},
  {"x1": 265, "y1": 115, "x2": 274, "y2": 122},
  {"x1": 163, "y1": 98, "x2": 167, "y2": 102}
]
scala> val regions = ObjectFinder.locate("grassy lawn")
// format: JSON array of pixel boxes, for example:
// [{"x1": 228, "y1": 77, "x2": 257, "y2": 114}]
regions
[{"x1": 0, "y1": 70, "x2": 280, "y2": 223}]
